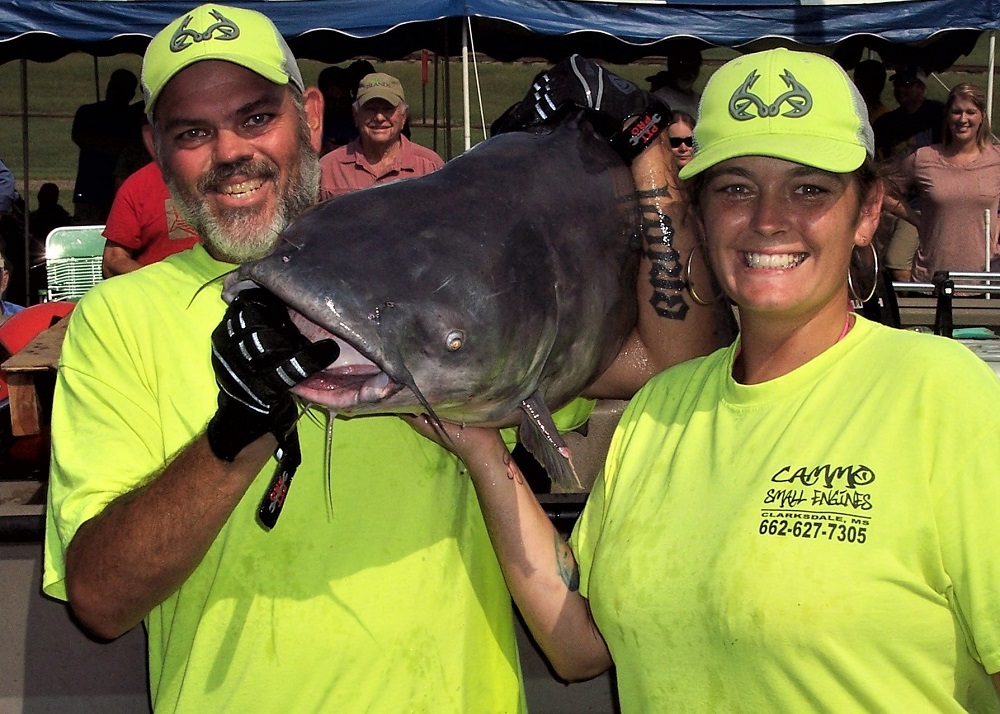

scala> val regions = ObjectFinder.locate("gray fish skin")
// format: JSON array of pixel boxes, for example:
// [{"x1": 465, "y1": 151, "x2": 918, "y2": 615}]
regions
[{"x1": 227, "y1": 113, "x2": 640, "y2": 431}]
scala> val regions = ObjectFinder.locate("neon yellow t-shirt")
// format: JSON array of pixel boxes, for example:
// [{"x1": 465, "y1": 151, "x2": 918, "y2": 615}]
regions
[
  {"x1": 44, "y1": 245, "x2": 526, "y2": 713},
  {"x1": 573, "y1": 316, "x2": 1000, "y2": 712}
]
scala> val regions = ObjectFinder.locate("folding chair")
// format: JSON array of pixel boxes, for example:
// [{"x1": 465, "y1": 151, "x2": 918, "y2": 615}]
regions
[{"x1": 45, "y1": 225, "x2": 106, "y2": 302}]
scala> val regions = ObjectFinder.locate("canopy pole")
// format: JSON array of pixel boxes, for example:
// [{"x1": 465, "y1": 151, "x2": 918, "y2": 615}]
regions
[
  {"x1": 444, "y1": 50, "x2": 452, "y2": 160},
  {"x1": 462, "y1": 20, "x2": 471, "y2": 152},
  {"x1": 989, "y1": 32, "x2": 996, "y2": 129},
  {"x1": 432, "y1": 52, "x2": 440, "y2": 155},
  {"x1": 19, "y1": 59, "x2": 31, "y2": 304}
]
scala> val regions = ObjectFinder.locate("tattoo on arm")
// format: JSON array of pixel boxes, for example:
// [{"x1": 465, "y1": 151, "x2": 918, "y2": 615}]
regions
[
  {"x1": 640, "y1": 197, "x2": 689, "y2": 321},
  {"x1": 554, "y1": 534, "x2": 581, "y2": 592},
  {"x1": 635, "y1": 186, "x2": 670, "y2": 200}
]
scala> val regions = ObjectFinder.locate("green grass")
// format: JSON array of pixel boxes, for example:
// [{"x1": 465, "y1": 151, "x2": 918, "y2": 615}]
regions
[{"x1": 0, "y1": 35, "x2": 996, "y2": 210}]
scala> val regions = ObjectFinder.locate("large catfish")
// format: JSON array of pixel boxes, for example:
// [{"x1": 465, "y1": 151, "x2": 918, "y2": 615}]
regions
[{"x1": 225, "y1": 112, "x2": 641, "y2": 488}]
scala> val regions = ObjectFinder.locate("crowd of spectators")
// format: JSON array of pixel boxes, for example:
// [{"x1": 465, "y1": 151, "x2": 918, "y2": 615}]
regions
[{"x1": 652, "y1": 48, "x2": 998, "y2": 289}]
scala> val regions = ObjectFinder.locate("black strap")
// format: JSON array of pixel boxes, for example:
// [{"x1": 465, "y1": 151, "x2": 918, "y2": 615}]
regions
[{"x1": 609, "y1": 100, "x2": 672, "y2": 163}]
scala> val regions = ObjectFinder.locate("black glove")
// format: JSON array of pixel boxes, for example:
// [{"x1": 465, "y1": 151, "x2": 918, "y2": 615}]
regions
[
  {"x1": 206, "y1": 287, "x2": 339, "y2": 463},
  {"x1": 490, "y1": 54, "x2": 671, "y2": 162}
]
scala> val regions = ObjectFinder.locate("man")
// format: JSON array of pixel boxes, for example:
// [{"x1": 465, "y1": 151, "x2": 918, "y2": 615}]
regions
[
  {"x1": 645, "y1": 42, "x2": 703, "y2": 118},
  {"x1": 873, "y1": 66, "x2": 945, "y2": 281},
  {"x1": 70, "y1": 68, "x2": 141, "y2": 223},
  {"x1": 873, "y1": 66, "x2": 944, "y2": 161},
  {"x1": 853, "y1": 58, "x2": 889, "y2": 123},
  {"x1": 319, "y1": 72, "x2": 443, "y2": 200},
  {"x1": 316, "y1": 65, "x2": 359, "y2": 155},
  {"x1": 28, "y1": 182, "x2": 71, "y2": 245},
  {"x1": 43, "y1": 7, "x2": 726, "y2": 712},
  {"x1": 47, "y1": 6, "x2": 519, "y2": 711},
  {"x1": 101, "y1": 161, "x2": 201, "y2": 277}
]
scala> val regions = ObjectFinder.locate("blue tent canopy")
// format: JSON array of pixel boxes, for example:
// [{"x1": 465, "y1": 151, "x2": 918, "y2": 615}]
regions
[{"x1": 0, "y1": 0, "x2": 997, "y2": 65}]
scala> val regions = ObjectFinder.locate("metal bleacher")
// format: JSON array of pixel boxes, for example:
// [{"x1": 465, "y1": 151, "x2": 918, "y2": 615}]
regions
[
  {"x1": 895, "y1": 270, "x2": 1000, "y2": 377},
  {"x1": 44, "y1": 225, "x2": 105, "y2": 302}
]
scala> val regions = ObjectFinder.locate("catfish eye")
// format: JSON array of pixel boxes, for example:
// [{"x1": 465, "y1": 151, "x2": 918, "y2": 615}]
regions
[{"x1": 446, "y1": 330, "x2": 464, "y2": 351}]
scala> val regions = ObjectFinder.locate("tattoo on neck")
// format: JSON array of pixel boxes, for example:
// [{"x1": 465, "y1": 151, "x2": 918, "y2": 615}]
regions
[{"x1": 640, "y1": 198, "x2": 689, "y2": 320}]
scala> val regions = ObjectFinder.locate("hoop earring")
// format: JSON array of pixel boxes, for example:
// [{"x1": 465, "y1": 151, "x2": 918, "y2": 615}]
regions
[
  {"x1": 848, "y1": 242, "x2": 879, "y2": 303},
  {"x1": 684, "y1": 246, "x2": 723, "y2": 306}
]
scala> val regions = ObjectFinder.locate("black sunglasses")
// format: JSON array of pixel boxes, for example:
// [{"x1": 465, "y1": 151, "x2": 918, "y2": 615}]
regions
[{"x1": 669, "y1": 136, "x2": 694, "y2": 148}]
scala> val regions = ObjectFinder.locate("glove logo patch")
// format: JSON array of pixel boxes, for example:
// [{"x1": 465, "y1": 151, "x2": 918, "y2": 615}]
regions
[
  {"x1": 729, "y1": 69, "x2": 813, "y2": 121},
  {"x1": 628, "y1": 112, "x2": 664, "y2": 148}
]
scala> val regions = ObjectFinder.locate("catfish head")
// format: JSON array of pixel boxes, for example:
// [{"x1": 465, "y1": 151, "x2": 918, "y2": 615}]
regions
[{"x1": 224, "y1": 115, "x2": 639, "y2": 433}]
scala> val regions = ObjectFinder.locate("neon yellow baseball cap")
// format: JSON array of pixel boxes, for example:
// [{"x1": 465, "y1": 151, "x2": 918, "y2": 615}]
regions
[
  {"x1": 141, "y1": 4, "x2": 304, "y2": 115},
  {"x1": 679, "y1": 48, "x2": 873, "y2": 179}
]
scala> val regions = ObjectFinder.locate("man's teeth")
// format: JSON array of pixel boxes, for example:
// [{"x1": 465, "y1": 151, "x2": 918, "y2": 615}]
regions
[
  {"x1": 220, "y1": 178, "x2": 265, "y2": 197},
  {"x1": 744, "y1": 252, "x2": 805, "y2": 269}
]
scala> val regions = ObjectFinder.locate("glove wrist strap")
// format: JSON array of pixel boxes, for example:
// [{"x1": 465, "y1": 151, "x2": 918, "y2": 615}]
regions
[
  {"x1": 609, "y1": 100, "x2": 671, "y2": 164},
  {"x1": 206, "y1": 414, "x2": 244, "y2": 462}
]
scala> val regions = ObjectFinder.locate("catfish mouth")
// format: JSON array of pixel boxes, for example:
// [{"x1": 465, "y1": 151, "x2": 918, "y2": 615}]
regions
[{"x1": 288, "y1": 311, "x2": 405, "y2": 410}]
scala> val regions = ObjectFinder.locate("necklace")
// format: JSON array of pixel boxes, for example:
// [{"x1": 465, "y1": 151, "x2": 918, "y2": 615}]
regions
[{"x1": 837, "y1": 312, "x2": 853, "y2": 341}]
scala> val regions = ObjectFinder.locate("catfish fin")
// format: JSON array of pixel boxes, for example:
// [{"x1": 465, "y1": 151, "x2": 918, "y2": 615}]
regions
[{"x1": 518, "y1": 391, "x2": 583, "y2": 490}]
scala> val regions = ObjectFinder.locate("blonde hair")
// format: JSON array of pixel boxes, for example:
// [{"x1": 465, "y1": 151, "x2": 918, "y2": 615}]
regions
[{"x1": 943, "y1": 83, "x2": 992, "y2": 149}]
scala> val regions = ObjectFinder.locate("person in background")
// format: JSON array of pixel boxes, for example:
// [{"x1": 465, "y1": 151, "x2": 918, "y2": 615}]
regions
[
  {"x1": 854, "y1": 58, "x2": 889, "y2": 123},
  {"x1": 101, "y1": 161, "x2": 200, "y2": 278},
  {"x1": 28, "y1": 183, "x2": 71, "y2": 244},
  {"x1": 70, "y1": 69, "x2": 141, "y2": 223},
  {"x1": 887, "y1": 82, "x2": 1000, "y2": 283},
  {"x1": 875, "y1": 66, "x2": 945, "y2": 160},
  {"x1": 0, "y1": 249, "x2": 24, "y2": 317},
  {"x1": 317, "y1": 65, "x2": 360, "y2": 155},
  {"x1": 646, "y1": 41, "x2": 703, "y2": 118},
  {"x1": 346, "y1": 59, "x2": 376, "y2": 89},
  {"x1": 319, "y1": 72, "x2": 443, "y2": 200},
  {"x1": 0, "y1": 160, "x2": 27, "y2": 306},
  {"x1": 0, "y1": 159, "x2": 16, "y2": 215},
  {"x1": 666, "y1": 110, "x2": 696, "y2": 168},
  {"x1": 112, "y1": 103, "x2": 153, "y2": 193},
  {"x1": 43, "y1": 6, "x2": 729, "y2": 712},
  {"x1": 874, "y1": 66, "x2": 945, "y2": 282},
  {"x1": 422, "y1": 48, "x2": 1000, "y2": 711}
]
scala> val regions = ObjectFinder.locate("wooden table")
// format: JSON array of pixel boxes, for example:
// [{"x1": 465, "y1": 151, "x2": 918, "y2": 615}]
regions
[{"x1": 1, "y1": 319, "x2": 68, "y2": 437}]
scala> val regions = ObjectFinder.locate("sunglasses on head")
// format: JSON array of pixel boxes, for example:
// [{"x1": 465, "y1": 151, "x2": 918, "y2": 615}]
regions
[{"x1": 669, "y1": 136, "x2": 694, "y2": 148}]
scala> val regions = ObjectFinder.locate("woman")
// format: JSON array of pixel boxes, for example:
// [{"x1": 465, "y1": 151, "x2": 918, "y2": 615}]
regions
[
  {"x1": 666, "y1": 110, "x2": 696, "y2": 168},
  {"x1": 416, "y1": 48, "x2": 1000, "y2": 711},
  {"x1": 889, "y1": 83, "x2": 1000, "y2": 282}
]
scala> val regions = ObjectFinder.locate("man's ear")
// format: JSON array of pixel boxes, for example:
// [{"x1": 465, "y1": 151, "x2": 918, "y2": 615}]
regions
[
  {"x1": 142, "y1": 123, "x2": 157, "y2": 164},
  {"x1": 302, "y1": 87, "x2": 324, "y2": 153}
]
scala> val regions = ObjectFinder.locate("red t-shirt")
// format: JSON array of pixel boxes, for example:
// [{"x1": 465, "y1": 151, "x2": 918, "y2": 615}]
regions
[{"x1": 103, "y1": 162, "x2": 200, "y2": 266}]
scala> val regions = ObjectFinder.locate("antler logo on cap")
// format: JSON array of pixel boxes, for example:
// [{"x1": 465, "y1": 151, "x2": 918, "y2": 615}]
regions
[
  {"x1": 170, "y1": 9, "x2": 240, "y2": 53},
  {"x1": 729, "y1": 69, "x2": 813, "y2": 121}
]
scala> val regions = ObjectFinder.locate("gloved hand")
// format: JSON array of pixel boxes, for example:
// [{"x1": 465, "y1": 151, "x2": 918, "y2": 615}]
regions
[
  {"x1": 206, "y1": 287, "x2": 340, "y2": 463},
  {"x1": 490, "y1": 54, "x2": 671, "y2": 162}
]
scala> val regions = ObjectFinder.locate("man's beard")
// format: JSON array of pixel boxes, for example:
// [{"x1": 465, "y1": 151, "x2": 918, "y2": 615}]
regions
[{"x1": 163, "y1": 131, "x2": 319, "y2": 264}]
